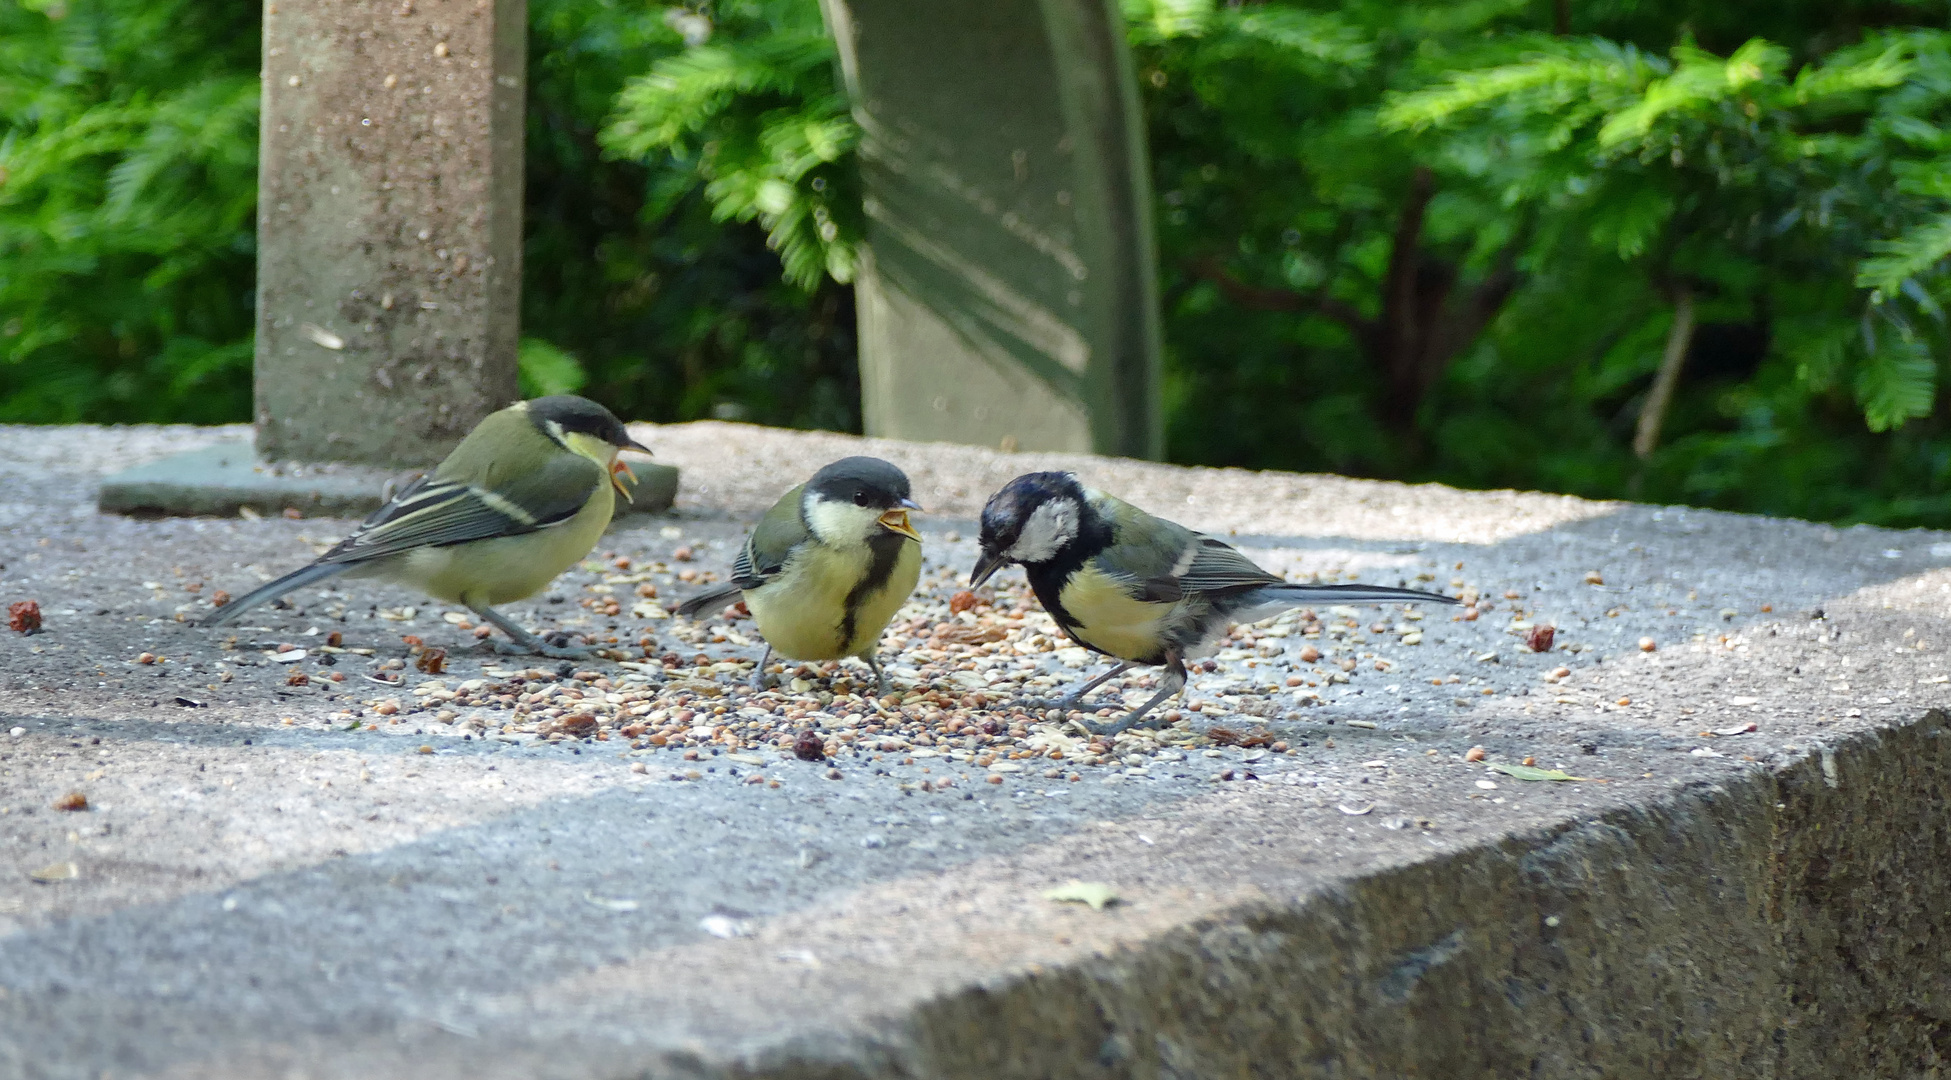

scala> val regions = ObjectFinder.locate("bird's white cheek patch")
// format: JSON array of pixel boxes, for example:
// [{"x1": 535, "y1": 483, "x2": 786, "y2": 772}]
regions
[
  {"x1": 1008, "y1": 499, "x2": 1080, "y2": 563},
  {"x1": 803, "y1": 495, "x2": 884, "y2": 547}
]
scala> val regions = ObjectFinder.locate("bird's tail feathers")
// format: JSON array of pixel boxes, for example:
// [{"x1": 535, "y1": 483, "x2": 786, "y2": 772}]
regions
[
  {"x1": 674, "y1": 584, "x2": 745, "y2": 619},
  {"x1": 1228, "y1": 582, "x2": 1457, "y2": 625},
  {"x1": 199, "y1": 563, "x2": 351, "y2": 627}
]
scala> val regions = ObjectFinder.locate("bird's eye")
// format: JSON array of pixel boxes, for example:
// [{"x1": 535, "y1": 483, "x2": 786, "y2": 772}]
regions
[{"x1": 853, "y1": 491, "x2": 870, "y2": 507}]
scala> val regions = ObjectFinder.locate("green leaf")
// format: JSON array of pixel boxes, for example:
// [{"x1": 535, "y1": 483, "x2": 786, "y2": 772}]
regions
[
  {"x1": 1855, "y1": 329, "x2": 1937, "y2": 431},
  {"x1": 1858, "y1": 213, "x2": 1951, "y2": 298},
  {"x1": 1487, "y1": 762, "x2": 1585, "y2": 781},
  {"x1": 1044, "y1": 881, "x2": 1120, "y2": 910},
  {"x1": 517, "y1": 338, "x2": 588, "y2": 398}
]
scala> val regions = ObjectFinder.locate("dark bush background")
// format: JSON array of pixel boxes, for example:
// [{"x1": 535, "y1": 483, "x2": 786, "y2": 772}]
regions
[{"x1": 7, "y1": 0, "x2": 1951, "y2": 527}]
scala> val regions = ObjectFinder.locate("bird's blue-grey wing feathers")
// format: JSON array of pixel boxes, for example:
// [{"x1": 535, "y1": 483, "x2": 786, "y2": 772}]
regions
[
  {"x1": 1088, "y1": 493, "x2": 1280, "y2": 602},
  {"x1": 319, "y1": 453, "x2": 604, "y2": 566}
]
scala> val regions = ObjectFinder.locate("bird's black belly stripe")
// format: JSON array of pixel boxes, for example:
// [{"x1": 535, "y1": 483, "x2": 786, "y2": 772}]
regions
[{"x1": 839, "y1": 530, "x2": 909, "y2": 649}]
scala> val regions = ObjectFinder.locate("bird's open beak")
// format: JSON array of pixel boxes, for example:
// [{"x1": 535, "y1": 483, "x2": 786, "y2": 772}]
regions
[
  {"x1": 970, "y1": 549, "x2": 1005, "y2": 587},
  {"x1": 609, "y1": 438, "x2": 652, "y2": 500},
  {"x1": 610, "y1": 458, "x2": 638, "y2": 500},
  {"x1": 877, "y1": 508, "x2": 922, "y2": 543}
]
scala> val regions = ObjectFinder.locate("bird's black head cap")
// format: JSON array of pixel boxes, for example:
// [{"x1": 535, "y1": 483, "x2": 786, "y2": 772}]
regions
[
  {"x1": 807, "y1": 456, "x2": 915, "y2": 510},
  {"x1": 526, "y1": 395, "x2": 649, "y2": 453},
  {"x1": 971, "y1": 472, "x2": 1089, "y2": 584}
]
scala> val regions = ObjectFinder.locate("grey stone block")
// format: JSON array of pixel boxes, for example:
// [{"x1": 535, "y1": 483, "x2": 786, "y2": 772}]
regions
[
  {"x1": 95, "y1": 442, "x2": 677, "y2": 518},
  {"x1": 252, "y1": 0, "x2": 528, "y2": 466},
  {"x1": 17, "y1": 420, "x2": 1951, "y2": 1079},
  {"x1": 825, "y1": 0, "x2": 1163, "y2": 457}
]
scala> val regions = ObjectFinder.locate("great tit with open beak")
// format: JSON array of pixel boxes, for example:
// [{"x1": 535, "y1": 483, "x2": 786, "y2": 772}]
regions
[
  {"x1": 202, "y1": 395, "x2": 652, "y2": 659},
  {"x1": 676, "y1": 456, "x2": 922, "y2": 694},
  {"x1": 971, "y1": 471, "x2": 1458, "y2": 735}
]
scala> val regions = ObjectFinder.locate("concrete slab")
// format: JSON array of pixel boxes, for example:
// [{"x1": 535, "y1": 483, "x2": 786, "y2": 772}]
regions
[
  {"x1": 7, "y1": 421, "x2": 1951, "y2": 1077},
  {"x1": 94, "y1": 434, "x2": 679, "y2": 519}
]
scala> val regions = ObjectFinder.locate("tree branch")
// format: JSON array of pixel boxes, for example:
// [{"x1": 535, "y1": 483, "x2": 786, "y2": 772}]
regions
[
  {"x1": 1185, "y1": 256, "x2": 1374, "y2": 336},
  {"x1": 1633, "y1": 287, "x2": 1696, "y2": 458}
]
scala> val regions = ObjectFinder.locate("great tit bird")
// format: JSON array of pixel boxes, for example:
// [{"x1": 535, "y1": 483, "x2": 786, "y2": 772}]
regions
[
  {"x1": 676, "y1": 456, "x2": 922, "y2": 693},
  {"x1": 971, "y1": 471, "x2": 1458, "y2": 735},
  {"x1": 202, "y1": 395, "x2": 652, "y2": 659}
]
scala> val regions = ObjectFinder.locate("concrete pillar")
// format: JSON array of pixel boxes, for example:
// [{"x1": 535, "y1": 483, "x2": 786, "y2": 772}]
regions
[
  {"x1": 822, "y1": 0, "x2": 1163, "y2": 459},
  {"x1": 254, "y1": 0, "x2": 526, "y2": 466}
]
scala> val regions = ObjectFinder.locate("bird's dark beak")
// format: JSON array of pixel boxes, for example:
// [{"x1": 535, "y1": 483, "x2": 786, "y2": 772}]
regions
[
  {"x1": 622, "y1": 436, "x2": 653, "y2": 456},
  {"x1": 877, "y1": 508, "x2": 921, "y2": 543},
  {"x1": 970, "y1": 549, "x2": 1006, "y2": 587}
]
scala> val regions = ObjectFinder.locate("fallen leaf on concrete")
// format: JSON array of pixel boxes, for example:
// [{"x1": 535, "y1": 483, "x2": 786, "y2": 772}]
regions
[
  {"x1": 935, "y1": 623, "x2": 1007, "y2": 645},
  {"x1": 1044, "y1": 881, "x2": 1119, "y2": 911},
  {"x1": 300, "y1": 322, "x2": 345, "y2": 350},
  {"x1": 30, "y1": 861, "x2": 77, "y2": 883},
  {"x1": 9, "y1": 600, "x2": 41, "y2": 634},
  {"x1": 1488, "y1": 762, "x2": 1585, "y2": 782},
  {"x1": 699, "y1": 914, "x2": 752, "y2": 938}
]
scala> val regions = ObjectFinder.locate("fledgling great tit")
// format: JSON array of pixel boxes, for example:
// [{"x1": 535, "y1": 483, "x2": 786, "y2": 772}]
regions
[
  {"x1": 676, "y1": 456, "x2": 922, "y2": 694},
  {"x1": 971, "y1": 471, "x2": 1458, "y2": 735},
  {"x1": 202, "y1": 395, "x2": 652, "y2": 659}
]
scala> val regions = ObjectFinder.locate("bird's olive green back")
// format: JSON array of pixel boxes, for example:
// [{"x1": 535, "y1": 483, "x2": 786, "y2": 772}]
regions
[
  {"x1": 1087, "y1": 490, "x2": 1282, "y2": 597},
  {"x1": 735, "y1": 483, "x2": 811, "y2": 583},
  {"x1": 434, "y1": 406, "x2": 607, "y2": 526},
  {"x1": 1087, "y1": 490, "x2": 1195, "y2": 582}
]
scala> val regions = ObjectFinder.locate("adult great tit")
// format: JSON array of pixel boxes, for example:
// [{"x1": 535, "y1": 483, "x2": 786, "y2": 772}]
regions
[
  {"x1": 676, "y1": 456, "x2": 922, "y2": 694},
  {"x1": 971, "y1": 471, "x2": 1458, "y2": 735},
  {"x1": 202, "y1": 395, "x2": 652, "y2": 659}
]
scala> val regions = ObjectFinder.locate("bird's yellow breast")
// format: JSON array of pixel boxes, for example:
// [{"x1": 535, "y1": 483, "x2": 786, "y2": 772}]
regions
[
  {"x1": 745, "y1": 538, "x2": 920, "y2": 661},
  {"x1": 1058, "y1": 564, "x2": 1177, "y2": 662},
  {"x1": 387, "y1": 483, "x2": 614, "y2": 607}
]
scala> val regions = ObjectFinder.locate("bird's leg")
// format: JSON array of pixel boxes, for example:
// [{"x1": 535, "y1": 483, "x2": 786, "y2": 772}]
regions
[
  {"x1": 470, "y1": 603, "x2": 601, "y2": 660},
  {"x1": 1089, "y1": 655, "x2": 1187, "y2": 738},
  {"x1": 751, "y1": 644, "x2": 775, "y2": 691},
  {"x1": 1032, "y1": 661, "x2": 1131, "y2": 714},
  {"x1": 862, "y1": 652, "x2": 890, "y2": 697}
]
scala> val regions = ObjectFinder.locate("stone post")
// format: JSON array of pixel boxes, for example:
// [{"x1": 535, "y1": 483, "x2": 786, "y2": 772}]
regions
[
  {"x1": 253, "y1": 0, "x2": 527, "y2": 466},
  {"x1": 822, "y1": 0, "x2": 1164, "y2": 458}
]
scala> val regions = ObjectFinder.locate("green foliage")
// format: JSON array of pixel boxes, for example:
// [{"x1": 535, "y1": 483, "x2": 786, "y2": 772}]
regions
[
  {"x1": 600, "y1": 0, "x2": 859, "y2": 289},
  {"x1": 17, "y1": 0, "x2": 1951, "y2": 530},
  {"x1": 0, "y1": 0, "x2": 260, "y2": 423},
  {"x1": 522, "y1": 0, "x2": 860, "y2": 432},
  {"x1": 517, "y1": 337, "x2": 589, "y2": 398}
]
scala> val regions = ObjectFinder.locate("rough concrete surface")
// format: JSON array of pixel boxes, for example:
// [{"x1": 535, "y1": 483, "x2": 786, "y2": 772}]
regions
[{"x1": 6, "y1": 421, "x2": 1951, "y2": 1078}]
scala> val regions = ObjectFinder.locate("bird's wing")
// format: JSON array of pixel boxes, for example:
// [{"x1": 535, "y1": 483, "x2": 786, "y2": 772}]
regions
[
  {"x1": 1088, "y1": 491, "x2": 1280, "y2": 602},
  {"x1": 1172, "y1": 535, "x2": 1287, "y2": 594},
  {"x1": 319, "y1": 453, "x2": 605, "y2": 565},
  {"x1": 730, "y1": 484, "x2": 809, "y2": 588}
]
